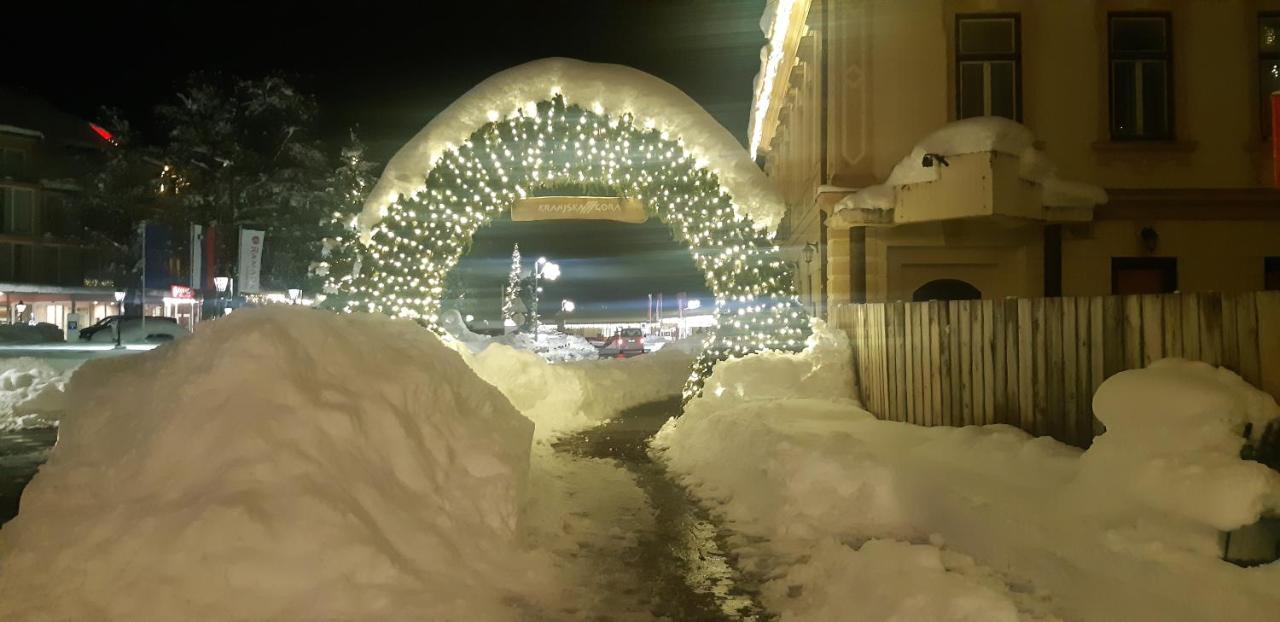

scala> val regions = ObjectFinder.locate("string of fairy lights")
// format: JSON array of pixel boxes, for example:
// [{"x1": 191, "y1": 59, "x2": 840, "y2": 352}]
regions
[{"x1": 323, "y1": 92, "x2": 809, "y2": 398}]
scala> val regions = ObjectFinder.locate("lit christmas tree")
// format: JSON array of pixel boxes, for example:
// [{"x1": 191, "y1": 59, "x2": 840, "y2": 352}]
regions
[
  {"x1": 501, "y1": 243, "x2": 523, "y2": 327},
  {"x1": 330, "y1": 95, "x2": 809, "y2": 397}
]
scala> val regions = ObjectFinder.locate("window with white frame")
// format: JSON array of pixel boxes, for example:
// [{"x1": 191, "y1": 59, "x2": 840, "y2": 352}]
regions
[
  {"x1": 956, "y1": 15, "x2": 1020, "y2": 120},
  {"x1": 1109, "y1": 13, "x2": 1173, "y2": 140}
]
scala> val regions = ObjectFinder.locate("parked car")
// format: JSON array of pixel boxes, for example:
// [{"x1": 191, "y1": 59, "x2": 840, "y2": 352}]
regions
[
  {"x1": 597, "y1": 327, "x2": 645, "y2": 358},
  {"x1": 79, "y1": 316, "x2": 190, "y2": 344}
]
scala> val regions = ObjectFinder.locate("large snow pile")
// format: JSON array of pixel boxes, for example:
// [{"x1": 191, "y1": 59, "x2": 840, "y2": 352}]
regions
[
  {"x1": 834, "y1": 117, "x2": 1107, "y2": 214},
  {"x1": 453, "y1": 340, "x2": 697, "y2": 439},
  {"x1": 0, "y1": 308, "x2": 542, "y2": 621},
  {"x1": 0, "y1": 357, "x2": 77, "y2": 430},
  {"x1": 361, "y1": 57, "x2": 784, "y2": 234},
  {"x1": 656, "y1": 348, "x2": 1280, "y2": 621}
]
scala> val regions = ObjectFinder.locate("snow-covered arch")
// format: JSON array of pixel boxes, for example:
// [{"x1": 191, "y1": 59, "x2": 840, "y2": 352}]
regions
[
  {"x1": 359, "y1": 58, "x2": 785, "y2": 235},
  {"x1": 334, "y1": 58, "x2": 807, "y2": 396}
]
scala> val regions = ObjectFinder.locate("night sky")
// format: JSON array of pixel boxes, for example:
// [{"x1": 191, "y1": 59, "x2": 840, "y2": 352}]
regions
[{"x1": 8, "y1": 1, "x2": 767, "y2": 320}]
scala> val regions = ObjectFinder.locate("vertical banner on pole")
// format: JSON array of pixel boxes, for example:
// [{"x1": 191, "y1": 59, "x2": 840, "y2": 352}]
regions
[
  {"x1": 238, "y1": 228, "x2": 265, "y2": 294},
  {"x1": 190, "y1": 224, "x2": 203, "y2": 288},
  {"x1": 203, "y1": 225, "x2": 218, "y2": 290}
]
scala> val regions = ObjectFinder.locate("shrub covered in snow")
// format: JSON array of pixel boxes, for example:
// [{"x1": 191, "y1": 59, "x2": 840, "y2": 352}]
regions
[
  {"x1": 1073, "y1": 359, "x2": 1280, "y2": 537},
  {"x1": 0, "y1": 323, "x2": 63, "y2": 344},
  {"x1": 0, "y1": 308, "x2": 540, "y2": 621}
]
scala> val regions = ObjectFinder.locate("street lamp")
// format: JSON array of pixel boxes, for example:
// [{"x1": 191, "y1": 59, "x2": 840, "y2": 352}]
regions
[
  {"x1": 14, "y1": 300, "x2": 26, "y2": 325},
  {"x1": 287, "y1": 288, "x2": 302, "y2": 305},
  {"x1": 113, "y1": 291, "x2": 125, "y2": 348},
  {"x1": 213, "y1": 276, "x2": 230, "y2": 316},
  {"x1": 560, "y1": 299, "x2": 575, "y2": 313},
  {"x1": 529, "y1": 258, "x2": 561, "y2": 335}
]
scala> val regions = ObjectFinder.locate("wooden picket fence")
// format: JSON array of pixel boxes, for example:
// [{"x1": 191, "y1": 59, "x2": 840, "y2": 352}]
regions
[{"x1": 829, "y1": 292, "x2": 1280, "y2": 448}]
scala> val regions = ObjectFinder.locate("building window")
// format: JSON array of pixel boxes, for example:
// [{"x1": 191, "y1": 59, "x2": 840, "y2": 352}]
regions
[
  {"x1": 1266, "y1": 257, "x2": 1280, "y2": 290},
  {"x1": 1109, "y1": 13, "x2": 1173, "y2": 140},
  {"x1": 0, "y1": 149, "x2": 27, "y2": 179},
  {"x1": 14, "y1": 244, "x2": 34, "y2": 283},
  {"x1": 956, "y1": 14, "x2": 1021, "y2": 120},
  {"x1": 1112, "y1": 257, "x2": 1177, "y2": 294},
  {"x1": 1, "y1": 188, "x2": 35, "y2": 235},
  {"x1": 0, "y1": 243, "x2": 12, "y2": 281},
  {"x1": 1261, "y1": 13, "x2": 1280, "y2": 139}
]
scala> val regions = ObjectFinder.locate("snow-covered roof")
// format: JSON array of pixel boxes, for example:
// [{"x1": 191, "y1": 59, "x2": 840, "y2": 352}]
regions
[
  {"x1": 361, "y1": 58, "x2": 784, "y2": 235},
  {"x1": 0, "y1": 124, "x2": 44, "y2": 140},
  {"x1": 835, "y1": 117, "x2": 1108, "y2": 215}
]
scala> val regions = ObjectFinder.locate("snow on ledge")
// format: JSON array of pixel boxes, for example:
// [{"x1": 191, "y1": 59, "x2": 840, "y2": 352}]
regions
[
  {"x1": 835, "y1": 117, "x2": 1108, "y2": 215},
  {"x1": 360, "y1": 58, "x2": 784, "y2": 236},
  {"x1": 0, "y1": 124, "x2": 44, "y2": 139}
]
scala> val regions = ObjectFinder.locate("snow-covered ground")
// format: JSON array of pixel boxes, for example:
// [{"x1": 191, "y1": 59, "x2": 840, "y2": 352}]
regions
[
  {"x1": 655, "y1": 322, "x2": 1280, "y2": 621},
  {"x1": 6, "y1": 306, "x2": 1277, "y2": 620},
  {"x1": 0, "y1": 309, "x2": 550, "y2": 620},
  {"x1": 0, "y1": 357, "x2": 77, "y2": 431}
]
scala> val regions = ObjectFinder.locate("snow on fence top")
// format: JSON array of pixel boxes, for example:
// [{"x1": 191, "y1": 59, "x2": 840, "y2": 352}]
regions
[
  {"x1": 836, "y1": 117, "x2": 1108, "y2": 214},
  {"x1": 360, "y1": 57, "x2": 785, "y2": 235}
]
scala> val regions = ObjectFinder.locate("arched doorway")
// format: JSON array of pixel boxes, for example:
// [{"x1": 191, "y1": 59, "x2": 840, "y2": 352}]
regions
[
  {"x1": 912, "y1": 279, "x2": 982, "y2": 302},
  {"x1": 321, "y1": 59, "x2": 808, "y2": 396}
]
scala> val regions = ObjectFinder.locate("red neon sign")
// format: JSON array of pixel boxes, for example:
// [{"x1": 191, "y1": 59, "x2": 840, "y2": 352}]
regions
[{"x1": 89, "y1": 123, "x2": 114, "y2": 144}]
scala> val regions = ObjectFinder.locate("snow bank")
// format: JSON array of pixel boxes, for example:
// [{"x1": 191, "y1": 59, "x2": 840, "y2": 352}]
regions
[
  {"x1": 454, "y1": 340, "x2": 697, "y2": 439},
  {"x1": 0, "y1": 357, "x2": 77, "y2": 430},
  {"x1": 835, "y1": 117, "x2": 1107, "y2": 213},
  {"x1": 441, "y1": 310, "x2": 600, "y2": 363},
  {"x1": 361, "y1": 58, "x2": 784, "y2": 234},
  {"x1": 695, "y1": 318, "x2": 855, "y2": 408},
  {"x1": 656, "y1": 352, "x2": 1280, "y2": 621},
  {"x1": 0, "y1": 308, "x2": 541, "y2": 621},
  {"x1": 496, "y1": 329, "x2": 599, "y2": 363}
]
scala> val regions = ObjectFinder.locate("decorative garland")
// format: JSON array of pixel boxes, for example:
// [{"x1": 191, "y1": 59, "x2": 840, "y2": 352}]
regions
[{"x1": 325, "y1": 94, "x2": 808, "y2": 398}]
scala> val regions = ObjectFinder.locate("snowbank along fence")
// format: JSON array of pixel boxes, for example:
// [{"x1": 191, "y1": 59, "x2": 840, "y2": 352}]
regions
[{"x1": 830, "y1": 291, "x2": 1280, "y2": 448}]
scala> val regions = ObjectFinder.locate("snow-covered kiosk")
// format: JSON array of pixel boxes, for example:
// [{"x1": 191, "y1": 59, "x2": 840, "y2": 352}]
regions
[{"x1": 829, "y1": 118, "x2": 1106, "y2": 303}]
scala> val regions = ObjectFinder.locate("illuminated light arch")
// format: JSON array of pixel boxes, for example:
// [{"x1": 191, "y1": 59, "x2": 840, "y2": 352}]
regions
[{"x1": 330, "y1": 59, "x2": 808, "y2": 397}]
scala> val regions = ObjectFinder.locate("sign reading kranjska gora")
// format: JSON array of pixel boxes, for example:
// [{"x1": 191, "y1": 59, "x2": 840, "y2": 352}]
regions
[{"x1": 511, "y1": 196, "x2": 647, "y2": 223}]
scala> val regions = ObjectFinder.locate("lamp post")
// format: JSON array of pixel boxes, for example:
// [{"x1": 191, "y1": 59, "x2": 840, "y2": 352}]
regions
[
  {"x1": 530, "y1": 257, "x2": 560, "y2": 336},
  {"x1": 563, "y1": 299, "x2": 578, "y2": 332},
  {"x1": 113, "y1": 291, "x2": 125, "y2": 348},
  {"x1": 14, "y1": 300, "x2": 26, "y2": 326},
  {"x1": 213, "y1": 277, "x2": 230, "y2": 316}
]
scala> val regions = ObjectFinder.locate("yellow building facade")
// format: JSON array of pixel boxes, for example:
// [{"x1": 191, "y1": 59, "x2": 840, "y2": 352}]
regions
[{"x1": 755, "y1": 0, "x2": 1280, "y2": 314}]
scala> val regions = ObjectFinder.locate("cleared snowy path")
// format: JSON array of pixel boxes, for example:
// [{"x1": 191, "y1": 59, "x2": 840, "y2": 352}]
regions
[{"x1": 520, "y1": 398, "x2": 771, "y2": 620}]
